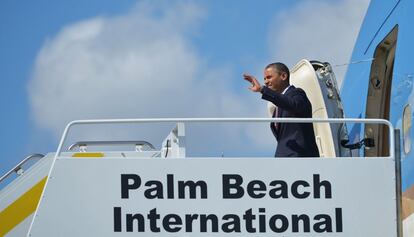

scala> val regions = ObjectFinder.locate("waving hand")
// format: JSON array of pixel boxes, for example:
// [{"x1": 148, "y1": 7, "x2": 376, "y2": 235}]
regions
[{"x1": 243, "y1": 73, "x2": 262, "y2": 92}]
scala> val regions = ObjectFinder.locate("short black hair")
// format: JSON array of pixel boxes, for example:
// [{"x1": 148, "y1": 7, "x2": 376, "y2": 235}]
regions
[{"x1": 265, "y1": 62, "x2": 290, "y2": 81}]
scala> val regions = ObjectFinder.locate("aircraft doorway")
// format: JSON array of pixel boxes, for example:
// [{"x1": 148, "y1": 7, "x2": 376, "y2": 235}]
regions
[{"x1": 364, "y1": 26, "x2": 398, "y2": 157}]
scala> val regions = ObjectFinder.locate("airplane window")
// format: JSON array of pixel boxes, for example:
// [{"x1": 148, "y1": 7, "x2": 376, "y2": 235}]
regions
[{"x1": 403, "y1": 104, "x2": 412, "y2": 155}]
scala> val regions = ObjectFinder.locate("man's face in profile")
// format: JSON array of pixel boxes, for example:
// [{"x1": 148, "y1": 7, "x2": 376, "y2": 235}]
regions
[{"x1": 263, "y1": 67, "x2": 287, "y2": 93}]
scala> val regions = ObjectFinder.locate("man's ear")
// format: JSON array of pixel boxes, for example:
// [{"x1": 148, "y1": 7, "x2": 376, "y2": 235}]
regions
[{"x1": 281, "y1": 72, "x2": 288, "y2": 81}]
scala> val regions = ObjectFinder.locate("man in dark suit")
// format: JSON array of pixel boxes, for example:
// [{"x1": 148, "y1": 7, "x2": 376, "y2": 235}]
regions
[{"x1": 243, "y1": 62, "x2": 319, "y2": 157}]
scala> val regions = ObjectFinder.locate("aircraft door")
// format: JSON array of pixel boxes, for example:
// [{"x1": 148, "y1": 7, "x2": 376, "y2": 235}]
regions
[
  {"x1": 364, "y1": 26, "x2": 398, "y2": 157},
  {"x1": 289, "y1": 59, "x2": 350, "y2": 157}
]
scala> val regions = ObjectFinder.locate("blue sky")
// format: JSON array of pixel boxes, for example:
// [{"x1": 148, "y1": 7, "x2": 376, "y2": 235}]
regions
[{"x1": 0, "y1": 0, "x2": 369, "y2": 178}]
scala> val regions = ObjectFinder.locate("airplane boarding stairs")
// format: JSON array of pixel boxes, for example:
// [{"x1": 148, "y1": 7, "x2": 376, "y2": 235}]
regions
[{"x1": 0, "y1": 118, "x2": 403, "y2": 237}]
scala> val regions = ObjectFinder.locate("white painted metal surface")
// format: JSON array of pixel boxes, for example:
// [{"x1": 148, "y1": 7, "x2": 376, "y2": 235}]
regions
[
  {"x1": 403, "y1": 213, "x2": 414, "y2": 237},
  {"x1": 0, "y1": 154, "x2": 53, "y2": 237},
  {"x1": 291, "y1": 60, "x2": 336, "y2": 157},
  {"x1": 28, "y1": 157, "x2": 397, "y2": 236},
  {"x1": 161, "y1": 122, "x2": 186, "y2": 158},
  {"x1": 0, "y1": 117, "x2": 395, "y2": 236}
]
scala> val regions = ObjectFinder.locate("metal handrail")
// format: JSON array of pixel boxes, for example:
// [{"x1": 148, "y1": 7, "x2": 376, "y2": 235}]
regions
[
  {"x1": 54, "y1": 118, "x2": 395, "y2": 159},
  {"x1": 0, "y1": 153, "x2": 45, "y2": 183},
  {"x1": 27, "y1": 118, "x2": 396, "y2": 237},
  {"x1": 68, "y1": 140, "x2": 156, "y2": 151}
]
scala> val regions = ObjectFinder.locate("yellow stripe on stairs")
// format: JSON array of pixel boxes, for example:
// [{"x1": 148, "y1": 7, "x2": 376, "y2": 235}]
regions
[{"x1": 0, "y1": 176, "x2": 47, "y2": 236}]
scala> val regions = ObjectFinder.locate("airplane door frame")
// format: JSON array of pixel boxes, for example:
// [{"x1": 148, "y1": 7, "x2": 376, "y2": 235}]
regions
[{"x1": 364, "y1": 25, "x2": 398, "y2": 157}]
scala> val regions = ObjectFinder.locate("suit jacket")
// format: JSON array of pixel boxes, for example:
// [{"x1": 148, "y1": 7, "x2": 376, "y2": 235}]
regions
[{"x1": 261, "y1": 85, "x2": 320, "y2": 157}]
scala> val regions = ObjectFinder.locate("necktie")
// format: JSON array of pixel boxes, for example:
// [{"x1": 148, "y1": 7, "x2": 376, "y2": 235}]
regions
[{"x1": 273, "y1": 106, "x2": 279, "y2": 130}]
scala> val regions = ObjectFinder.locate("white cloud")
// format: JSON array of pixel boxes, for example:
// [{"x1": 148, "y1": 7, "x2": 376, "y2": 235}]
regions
[
  {"x1": 28, "y1": 1, "x2": 274, "y2": 156},
  {"x1": 267, "y1": 0, "x2": 370, "y2": 87},
  {"x1": 28, "y1": 0, "x2": 370, "y2": 157}
]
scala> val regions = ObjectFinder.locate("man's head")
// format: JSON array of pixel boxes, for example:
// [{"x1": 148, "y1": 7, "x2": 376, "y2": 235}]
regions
[{"x1": 264, "y1": 62, "x2": 290, "y2": 93}]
